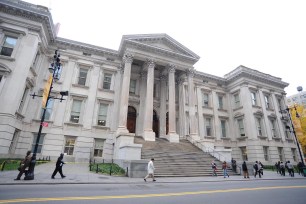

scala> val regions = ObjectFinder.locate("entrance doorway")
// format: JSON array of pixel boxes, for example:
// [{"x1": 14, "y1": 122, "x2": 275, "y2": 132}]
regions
[
  {"x1": 153, "y1": 110, "x2": 159, "y2": 137},
  {"x1": 127, "y1": 106, "x2": 136, "y2": 133}
]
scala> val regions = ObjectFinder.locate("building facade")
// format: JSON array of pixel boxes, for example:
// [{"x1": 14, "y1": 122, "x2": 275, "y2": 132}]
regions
[{"x1": 0, "y1": 0, "x2": 301, "y2": 165}]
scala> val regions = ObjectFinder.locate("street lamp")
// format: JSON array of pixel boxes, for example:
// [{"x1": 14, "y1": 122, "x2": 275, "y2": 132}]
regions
[
  {"x1": 25, "y1": 50, "x2": 68, "y2": 180},
  {"x1": 280, "y1": 105, "x2": 305, "y2": 176}
]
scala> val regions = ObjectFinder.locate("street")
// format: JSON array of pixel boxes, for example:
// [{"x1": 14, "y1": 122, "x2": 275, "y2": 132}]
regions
[{"x1": 0, "y1": 179, "x2": 305, "y2": 204}]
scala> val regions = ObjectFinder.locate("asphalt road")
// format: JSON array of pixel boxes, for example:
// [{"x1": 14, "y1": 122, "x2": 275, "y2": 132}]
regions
[{"x1": 0, "y1": 179, "x2": 305, "y2": 204}]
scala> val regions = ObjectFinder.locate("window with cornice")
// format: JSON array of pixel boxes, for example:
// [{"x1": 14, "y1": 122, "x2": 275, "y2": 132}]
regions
[
  {"x1": 233, "y1": 93, "x2": 240, "y2": 108},
  {"x1": 204, "y1": 117, "x2": 213, "y2": 136},
  {"x1": 218, "y1": 95, "x2": 224, "y2": 109},
  {"x1": 78, "y1": 68, "x2": 88, "y2": 86},
  {"x1": 97, "y1": 103, "x2": 108, "y2": 126},
  {"x1": 202, "y1": 92, "x2": 209, "y2": 107},
  {"x1": 221, "y1": 120, "x2": 227, "y2": 138},
  {"x1": 0, "y1": 36, "x2": 17, "y2": 57},
  {"x1": 18, "y1": 86, "x2": 30, "y2": 113},
  {"x1": 129, "y1": 79, "x2": 136, "y2": 94},
  {"x1": 255, "y1": 117, "x2": 264, "y2": 136},
  {"x1": 103, "y1": 73, "x2": 112, "y2": 90},
  {"x1": 264, "y1": 94, "x2": 273, "y2": 109},
  {"x1": 251, "y1": 91, "x2": 257, "y2": 106},
  {"x1": 70, "y1": 99, "x2": 82, "y2": 123},
  {"x1": 237, "y1": 118, "x2": 245, "y2": 137},
  {"x1": 270, "y1": 118, "x2": 278, "y2": 138}
]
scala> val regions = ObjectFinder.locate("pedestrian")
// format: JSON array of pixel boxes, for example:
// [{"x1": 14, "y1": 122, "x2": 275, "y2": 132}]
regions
[
  {"x1": 211, "y1": 160, "x2": 218, "y2": 176},
  {"x1": 51, "y1": 153, "x2": 66, "y2": 179},
  {"x1": 253, "y1": 161, "x2": 261, "y2": 178},
  {"x1": 222, "y1": 161, "x2": 229, "y2": 178},
  {"x1": 258, "y1": 161, "x2": 264, "y2": 177},
  {"x1": 275, "y1": 162, "x2": 279, "y2": 174},
  {"x1": 14, "y1": 150, "x2": 32, "y2": 180},
  {"x1": 144, "y1": 158, "x2": 156, "y2": 182},
  {"x1": 297, "y1": 162, "x2": 303, "y2": 175},
  {"x1": 242, "y1": 161, "x2": 249, "y2": 178},
  {"x1": 279, "y1": 161, "x2": 285, "y2": 176},
  {"x1": 231, "y1": 158, "x2": 237, "y2": 173},
  {"x1": 286, "y1": 161, "x2": 294, "y2": 177}
]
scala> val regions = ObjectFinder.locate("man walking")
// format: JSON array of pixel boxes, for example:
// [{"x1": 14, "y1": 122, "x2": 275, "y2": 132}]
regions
[
  {"x1": 14, "y1": 150, "x2": 32, "y2": 180},
  {"x1": 144, "y1": 158, "x2": 156, "y2": 182},
  {"x1": 242, "y1": 161, "x2": 249, "y2": 178},
  {"x1": 51, "y1": 153, "x2": 66, "y2": 179}
]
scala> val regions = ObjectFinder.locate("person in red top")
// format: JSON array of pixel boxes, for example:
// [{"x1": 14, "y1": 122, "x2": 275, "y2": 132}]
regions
[{"x1": 222, "y1": 161, "x2": 229, "y2": 178}]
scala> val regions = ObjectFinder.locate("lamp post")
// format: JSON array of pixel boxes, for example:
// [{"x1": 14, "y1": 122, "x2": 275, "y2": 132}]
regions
[
  {"x1": 25, "y1": 50, "x2": 68, "y2": 180},
  {"x1": 280, "y1": 105, "x2": 305, "y2": 176}
]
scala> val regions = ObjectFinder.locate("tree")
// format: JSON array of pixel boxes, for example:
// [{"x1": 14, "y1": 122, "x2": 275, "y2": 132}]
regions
[{"x1": 290, "y1": 105, "x2": 306, "y2": 156}]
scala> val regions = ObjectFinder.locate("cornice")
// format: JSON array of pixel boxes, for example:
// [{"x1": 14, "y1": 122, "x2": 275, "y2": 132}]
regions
[
  {"x1": 0, "y1": 0, "x2": 56, "y2": 43},
  {"x1": 224, "y1": 65, "x2": 289, "y2": 88},
  {"x1": 55, "y1": 37, "x2": 119, "y2": 57}
]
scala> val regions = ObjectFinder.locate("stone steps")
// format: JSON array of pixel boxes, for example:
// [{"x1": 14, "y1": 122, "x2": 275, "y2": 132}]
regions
[{"x1": 135, "y1": 137, "x2": 238, "y2": 177}]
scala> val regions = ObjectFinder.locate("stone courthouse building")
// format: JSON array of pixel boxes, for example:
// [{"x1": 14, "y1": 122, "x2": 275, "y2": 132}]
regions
[{"x1": 0, "y1": 0, "x2": 300, "y2": 165}]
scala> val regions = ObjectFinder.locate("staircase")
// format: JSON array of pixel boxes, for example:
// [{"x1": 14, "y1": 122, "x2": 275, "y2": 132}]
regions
[{"x1": 135, "y1": 137, "x2": 237, "y2": 177}]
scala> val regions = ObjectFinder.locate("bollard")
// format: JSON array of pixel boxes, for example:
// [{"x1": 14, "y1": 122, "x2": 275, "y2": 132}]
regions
[
  {"x1": 126, "y1": 167, "x2": 128, "y2": 177},
  {"x1": 110, "y1": 163, "x2": 112, "y2": 176},
  {"x1": 96, "y1": 164, "x2": 99, "y2": 173}
]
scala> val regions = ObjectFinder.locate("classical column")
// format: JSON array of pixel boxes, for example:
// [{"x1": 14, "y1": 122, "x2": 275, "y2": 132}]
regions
[
  {"x1": 136, "y1": 71, "x2": 147, "y2": 136},
  {"x1": 111, "y1": 65, "x2": 124, "y2": 131},
  {"x1": 159, "y1": 74, "x2": 167, "y2": 138},
  {"x1": 143, "y1": 59, "x2": 156, "y2": 141},
  {"x1": 178, "y1": 78, "x2": 186, "y2": 138},
  {"x1": 196, "y1": 86, "x2": 204, "y2": 139},
  {"x1": 166, "y1": 64, "x2": 179, "y2": 143},
  {"x1": 187, "y1": 68, "x2": 200, "y2": 140},
  {"x1": 117, "y1": 53, "x2": 133, "y2": 135}
]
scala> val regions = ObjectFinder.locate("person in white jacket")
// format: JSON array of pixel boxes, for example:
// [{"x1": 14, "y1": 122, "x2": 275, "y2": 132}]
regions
[{"x1": 144, "y1": 158, "x2": 156, "y2": 182}]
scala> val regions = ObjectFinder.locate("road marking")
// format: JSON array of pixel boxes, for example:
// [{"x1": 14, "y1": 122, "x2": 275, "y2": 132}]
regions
[{"x1": 0, "y1": 185, "x2": 305, "y2": 203}]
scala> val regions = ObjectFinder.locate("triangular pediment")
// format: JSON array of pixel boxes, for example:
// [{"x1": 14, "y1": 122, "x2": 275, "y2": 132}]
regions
[{"x1": 119, "y1": 34, "x2": 200, "y2": 62}]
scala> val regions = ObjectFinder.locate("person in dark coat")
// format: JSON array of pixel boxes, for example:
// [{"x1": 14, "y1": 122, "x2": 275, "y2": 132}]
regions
[
  {"x1": 242, "y1": 161, "x2": 249, "y2": 178},
  {"x1": 51, "y1": 153, "x2": 66, "y2": 179},
  {"x1": 14, "y1": 150, "x2": 32, "y2": 180}
]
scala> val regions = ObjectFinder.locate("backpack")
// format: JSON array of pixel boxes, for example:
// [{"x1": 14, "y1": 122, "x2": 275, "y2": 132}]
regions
[{"x1": 253, "y1": 163, "x2": 258, "y2": 170}]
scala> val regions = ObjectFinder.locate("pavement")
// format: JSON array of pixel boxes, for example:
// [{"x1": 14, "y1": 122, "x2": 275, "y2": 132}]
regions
[{"x1": 1, "y1": 162, "x2": 305, "y2": 185}]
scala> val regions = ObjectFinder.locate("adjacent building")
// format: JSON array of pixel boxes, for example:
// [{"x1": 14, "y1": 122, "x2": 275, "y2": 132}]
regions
[{"x1": 0, "y1": 0, "x2": 301, "y2": 165}]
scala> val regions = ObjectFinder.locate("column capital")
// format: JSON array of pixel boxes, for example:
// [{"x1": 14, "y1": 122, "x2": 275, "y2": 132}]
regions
[
  {"x1": 123, "y1": 52, "x2": 134, "y2": 64},
  {"x1": 176, "y1": 78, "x2": 185, "y2": 85},
  {"x1": 146, "y1": 58, "x2": 156, "y2": 68},
  {"x1": 117, "y1": 64, "x2": 124, "y2": 73},
  {"x1": 186, "y1": 68, "x2": 195, "y2": 78},
  {"x1": 167, "y1": 64, "x2": 176, "y2": 73}
]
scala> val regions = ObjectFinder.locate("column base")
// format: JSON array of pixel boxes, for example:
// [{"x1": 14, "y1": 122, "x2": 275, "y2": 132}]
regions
[
  {"x1": 166, "y1": 132, "x2": 179, "y2": 143},
  {"x1": 143, "y1": 130, "x2": 155, "y2": 141},
  {"x1": 116, "y1": 126, "x2": 129, "y2": 136}
]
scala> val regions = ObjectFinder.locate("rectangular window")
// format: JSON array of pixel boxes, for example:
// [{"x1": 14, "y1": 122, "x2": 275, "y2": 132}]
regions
[
  {"x1": 153, "y1": 83, "x2": 157, "y2": 98},
  {"x1": 256, "y1": 117, "x2": 263, "y2": 136},
  {"x1": 270, "y1": 119, "x2": 278, "y2": 137},
  {"x1": 97, "y1": 103, "x2": 108, "y2": 126},
  {"x1": 103, "y1": 73, "x2": 112, "y2": 90},
  {"x1": 1, "y1": 36, "x2": 17, "y2": 57},
  {"x1": 264, "y1": 95, "x2": 271, "y2": 109},
  {"x1": 291, "y1": 148, "x2": 297, "y2": 162},
  {"x1": 278, "y1": 147, "x2": 284, "y2": 161},
  {"x1": 202, "y1": 92, "x2": 209, "y2": 107},
  {"x1": 78, "y1": 68, "x2": 88, "y2": 86},
  {"x1": 70, "y1": 100, "x2": 82, "y2": 123},
  {"x1": 277, "y1": 98, "x2": 283, "y2": 110},
  {"x1": 205, "y1": 117, "x2": 212, "y2": 136},
  {"x1": 218, "y1": 95, "x2": 224, "y2": 109},
  {"x1": 41, "y1": 98, "x2": 54, "y2": 120},
  {"x1": 18, "y1": 86, "x2": 29, "y2": 113},
  {"x1": 251, "y1": 92, "x2": 257, "y2": 106},
  {"x1": 9, "y1": 129, "x2": 20, "y2": 153},
  {"x1": 240, "y1": 146, "x2": 248, "y2": 161},
  {"x1": 283, "y1": 122, "x2": 291, "y2": 139},
  {"x1": 31, "y1": 133, "x2": 45, "y2": 154},
  {"x1": 94, "y1": 139, "x2": 105, "y2": 157},
  {"x1": 221, "y1": 120, "x2": 226, "y2": 138},
  {"x1": 237, "y1": 119, "x2": 245, "y2": 136},
  {"x1": 129, "y1": 79, "x2": 136, "y2": 94},
  {"x1": 263, "y1": 146, "x2": 269, "y2": 161},
  {"x1": 64, "y1": 136, "x2": 76, "y2": 155},
  {"x1": 234, "y1": 93, "x2": 240, "y2": 108}
]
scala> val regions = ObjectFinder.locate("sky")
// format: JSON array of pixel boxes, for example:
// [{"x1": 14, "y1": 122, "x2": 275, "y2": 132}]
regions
[{"x1": 23, "y1": 0, "x2": 306, "y2": 96}]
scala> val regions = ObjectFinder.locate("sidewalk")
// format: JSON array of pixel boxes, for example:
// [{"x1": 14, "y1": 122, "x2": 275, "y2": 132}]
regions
[{"x1": 1, "y1": 162, "x2": 305, "y2": 185}]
